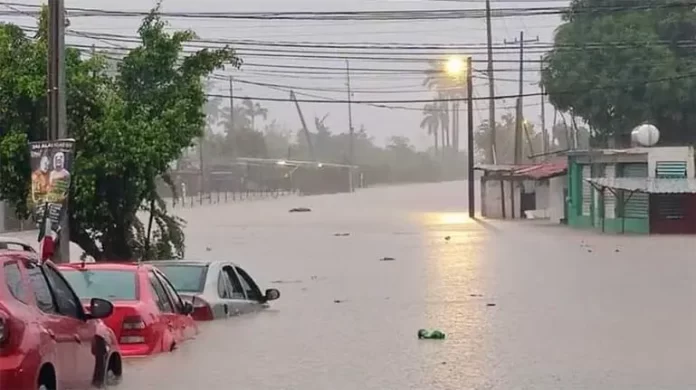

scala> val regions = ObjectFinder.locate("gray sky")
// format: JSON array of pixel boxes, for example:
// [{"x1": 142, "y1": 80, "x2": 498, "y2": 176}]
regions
[{"x1": 3, "y1": 0, "x2": 568, "y2": 149}]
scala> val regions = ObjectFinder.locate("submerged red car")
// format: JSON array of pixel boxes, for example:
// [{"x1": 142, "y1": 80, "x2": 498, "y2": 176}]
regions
[
  {"x1": 0, "y1": 252, "x2": 122, "y2": 390},
  {"x1": 58, "y1": 262, "x2": 198, "y2": 357}
]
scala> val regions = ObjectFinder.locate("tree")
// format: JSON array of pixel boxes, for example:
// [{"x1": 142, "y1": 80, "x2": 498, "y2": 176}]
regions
[
  {"x1": 0, "y1": 7, "x2": 238, "y2": 261},
  {"x1": 420, "y1": 103, "x2": 440, "y2": 153},
  {"x1": 240, "y1": 98, "x2": 267, "y2": 131},
  {"x1": 475, "y1": 113, "x2": 543, "y2": 163},
  {"x1": 541, "y1": 0, "x2": 696, "y2": 145}
]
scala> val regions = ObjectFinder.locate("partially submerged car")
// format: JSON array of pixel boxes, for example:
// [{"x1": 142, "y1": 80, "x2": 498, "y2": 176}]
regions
[
  {"x1": 58, "y1": 262, "x2": 198, "y2": 357},
  {"x1": 0, "y1": 252, "x2": 121, "y2": 389},
  {"x1": 146, "y1": 260, "x2": 280, "y2": 321}
]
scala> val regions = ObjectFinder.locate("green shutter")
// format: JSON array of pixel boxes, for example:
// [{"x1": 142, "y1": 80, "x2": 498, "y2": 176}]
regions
[
  {"x1": 620, "y1": 163, "x2": 648, "y2": 219},
  {"x1": 656, "y1": 161, "x2": 687, "y2": 178}
]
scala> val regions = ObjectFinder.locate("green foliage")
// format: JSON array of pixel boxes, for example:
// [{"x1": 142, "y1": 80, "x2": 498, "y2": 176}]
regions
[
  {"x1": 542, "y1": 0, "x2": 696, "y2": 144},
  {"x1": 0, "y1": 7, "x2": 238, "y2": 261}
]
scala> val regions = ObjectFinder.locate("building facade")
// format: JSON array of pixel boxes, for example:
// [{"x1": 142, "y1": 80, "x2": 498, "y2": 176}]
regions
[{"x1": 566, "y1": 147, "x2": 696, "y2": 234}]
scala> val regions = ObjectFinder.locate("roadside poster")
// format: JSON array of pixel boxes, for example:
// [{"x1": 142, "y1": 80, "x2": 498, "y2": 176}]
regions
[{"x1": 28, "y1": 139, "x2": 74, "y2": 236}]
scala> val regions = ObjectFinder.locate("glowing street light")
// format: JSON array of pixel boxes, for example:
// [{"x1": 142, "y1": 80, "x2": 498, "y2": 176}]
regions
[
  {"x1": 445, "y1": 56, "x2": 466, "y2": 77},
  {"x1": 276, "y1": 160, "x2": 287, "y2": 166}
]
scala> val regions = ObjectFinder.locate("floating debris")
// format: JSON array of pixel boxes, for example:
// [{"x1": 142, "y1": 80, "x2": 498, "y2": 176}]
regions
[
  {"x1": 444, "y1": 236, "x2": 451, "y2": 241},
  {"x1": 205, "y1": 246, "x2": 212, "y2": 252},
  {"x1": 289, "y1": 207, "x2": 312, "y2": 213},
  {"x1": 486, "y1": 303, "x2": 496, "y2": 307},
  {"x1": 418, "y1": 329, "x2": 446, "y2": 339},
  {"x1": 270, "y1": 280, "x2": 303, "y2": 284},
  {"x1": 380, "y1": 257, "x2": 396, "y2": 261},
  {"x1": 615, "y1": 248, "x2": 620, "y2": 252},
  {"x1": 469, "y1": 294, "x2": 483, "y2": 297},
  {"x1": 333, "y1": 299, "x2": 343, "y2": 304},
  {"x1": 333, "y1": 233, "x2": 350, "y2": 237}
]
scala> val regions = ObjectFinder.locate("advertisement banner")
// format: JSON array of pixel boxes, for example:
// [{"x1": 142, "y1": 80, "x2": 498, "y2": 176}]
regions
[{"x1": 28, "y1": 139, "x2": 74, "y2": 236}]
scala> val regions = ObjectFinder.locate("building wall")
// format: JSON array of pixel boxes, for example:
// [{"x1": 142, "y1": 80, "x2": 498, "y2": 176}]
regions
[
  {"x1": 481, "y1": 179, "x2": 522, "y2": 219},
  {"x1": 549, "y1": 176, "x2": 566, "y2": 223},
  {"x1": 566, "y1": 156, "x2": 649, "y2": 234},
  {"x1": 647, "y1": 146, "x2": 694, "y2": 177}
]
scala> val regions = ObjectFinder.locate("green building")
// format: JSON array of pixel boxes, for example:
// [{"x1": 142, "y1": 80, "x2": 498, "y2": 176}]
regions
[{"x1": 566, "y1": 147, "x2": 696, "y2": 234}]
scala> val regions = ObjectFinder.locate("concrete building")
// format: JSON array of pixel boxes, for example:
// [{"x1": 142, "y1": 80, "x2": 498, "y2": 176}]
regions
[
  {"x1": 567, "y1": 146, "x2": 696, "y2": 234},
  {"x1": 475, "y1": 160, "x2": 567, "y2": 221}
]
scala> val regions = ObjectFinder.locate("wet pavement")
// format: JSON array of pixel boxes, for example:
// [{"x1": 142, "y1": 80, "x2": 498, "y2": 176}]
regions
[{"x1": 15, "y1": 181, "x2": 696, "y2": 389}]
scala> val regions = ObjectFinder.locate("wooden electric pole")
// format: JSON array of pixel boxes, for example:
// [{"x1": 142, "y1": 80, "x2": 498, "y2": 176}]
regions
[
  {"x1": 504, "y1": 32, "x2": 539, "y2": 164},
  {"x1": 346, "y1": 60, "x2": 355, "y2": 192},
  {"x1": 47, "y1": 0, "x2": 69, "y2": 262},
  {"x1": 485, "y1": 0, "x2": 496, "y2": 164},
  {"x1": 540, "y1": 56, "x2": 548, "y2": 158}
]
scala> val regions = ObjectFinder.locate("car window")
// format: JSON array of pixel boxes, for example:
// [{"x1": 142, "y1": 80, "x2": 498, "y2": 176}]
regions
[
  {"x1": 223, "y1": 266, "x2": 245, "y2": 299},
  {"x1": 43, "y1": 266, "x2": 83, "y2": 319},
  {"x1": 26, "y1": 265, "x2": 56, "y2": 314},
  {"x1": 148, "y1": 272, "x2": 173, "y2": 313},
  {"x1": 235, "y1": 267, "x2": 263, "y2": 301},
  {"x1": 153, "y1": 265, "x2": 206, "y2": 293},
  {"x1": 154, "y1": 271, "x2": 184, "y2": 313},
  {"x1": 61, "y1": 269, "x2": 137, "y2": 300},
  {"x1": 3, "y1": 261, "x2": 28, "y2": 304},
  {"x1": 217, "y1": 271, "x2": 230, "y2": 298}
]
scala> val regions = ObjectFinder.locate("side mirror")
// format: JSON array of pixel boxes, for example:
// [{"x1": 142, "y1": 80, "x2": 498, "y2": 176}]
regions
[
  {"x1": 264, "y1": 288, "x2": 280, "y2": 302},
  {"x1": 87, "y1": 298, "x2": 113, "y2": 320},
  {"x1": 182, "y1": 301, "x2": 194, "y2": 315}
]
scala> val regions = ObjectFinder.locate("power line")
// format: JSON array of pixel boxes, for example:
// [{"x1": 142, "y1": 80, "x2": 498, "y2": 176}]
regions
[
  {"x1": 0, "y1": 1, "x2": 692, "y2": 20},
  {"x1": 204, "y1": 71, "x2": 696, "y2": 104}
]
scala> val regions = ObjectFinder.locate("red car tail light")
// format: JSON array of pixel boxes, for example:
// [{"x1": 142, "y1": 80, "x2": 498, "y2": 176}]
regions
[
  {"x1": 191, "y1": 298, "x2": 214, "y2": 321},
  {"x1": 120, "y1": 315, "x2": 146, "y2": 344}
]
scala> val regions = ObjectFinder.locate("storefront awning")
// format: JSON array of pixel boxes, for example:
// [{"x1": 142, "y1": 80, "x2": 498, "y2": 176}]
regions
[{"x1": 585, "y1": 177, "x2": 696, "y2": 194}]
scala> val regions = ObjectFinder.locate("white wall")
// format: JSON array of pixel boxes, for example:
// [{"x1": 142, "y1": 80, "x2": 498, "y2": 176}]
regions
[
  {"x1": 535, "y1": 180, "x2": 550, "y2": 210},
  {"x1": 647, "y1": 146, "x2": 694, "y2": 177},
  {"x1": 482, "y1": 180, "x2": 522, "y2": 219},
  {"x1": 549, "y1": 176, "x2": 566, "y2": 223}
]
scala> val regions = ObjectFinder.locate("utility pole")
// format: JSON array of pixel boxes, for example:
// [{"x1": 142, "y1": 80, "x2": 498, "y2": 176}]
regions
[
  {"x1": 485, "y1": 0, "x2": 496, "y2": 164},
  {"x1": 229, "y1": 77, "x2": 234, "y2": 132},
  {"x1": 346, "y1": 60, "x2": 355, "y2": 192},
  {"x1": 540, "y1": 56, "x2": 548, "y2": 158},
  {"x1": 466, "y1": 56, "x2": 475, "y2": 218},
  {"x1": 504, "y1": 32, "x2": 539, "y2": 164},
  {"x1": 48, "y1": 0, "x2": 69, "y2": 262}
]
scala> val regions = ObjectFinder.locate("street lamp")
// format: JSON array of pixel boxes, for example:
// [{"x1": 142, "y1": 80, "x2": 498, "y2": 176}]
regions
[
  {"x1": 444, "y1": 56, "x2": 475, "y2": 218},
  {"x1": 445, "y1": 56, "x2": 466, "y2": 78}
]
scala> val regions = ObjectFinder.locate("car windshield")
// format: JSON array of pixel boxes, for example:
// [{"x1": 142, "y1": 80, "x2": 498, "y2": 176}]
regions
[
  {"x1": 61, "y1": 269, "x2": 137, "y2": 300},
  {"x1": 154, "y1": 264, "x2": 206, "y2": 293}
]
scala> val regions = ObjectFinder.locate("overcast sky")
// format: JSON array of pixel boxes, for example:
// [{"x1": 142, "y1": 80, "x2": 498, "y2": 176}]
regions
[{"x1": 3, "y1": 0, "x2": 568, "y2": 149}]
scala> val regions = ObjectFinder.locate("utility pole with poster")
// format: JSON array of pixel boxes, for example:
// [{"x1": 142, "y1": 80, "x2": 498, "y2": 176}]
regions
[{"x1": 28, "y1": 139, "x2": 74, "y2": 261}]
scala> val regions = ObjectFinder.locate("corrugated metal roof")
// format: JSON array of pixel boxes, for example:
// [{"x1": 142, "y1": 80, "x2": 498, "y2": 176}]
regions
[
  {"x1": 514, "y1": 161, "x2": 567, "y2": 180},
  {"x1": 585, "y1": 177, "x2": 696, "y2": 194},
  {"x1": 475, "y1": 161, "x2": 567, "y2": 180}
]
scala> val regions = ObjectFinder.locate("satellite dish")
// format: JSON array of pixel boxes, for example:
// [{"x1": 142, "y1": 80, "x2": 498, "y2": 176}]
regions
[{"x1": 631, "y1": 124, "x2": 660, "y2": 147}]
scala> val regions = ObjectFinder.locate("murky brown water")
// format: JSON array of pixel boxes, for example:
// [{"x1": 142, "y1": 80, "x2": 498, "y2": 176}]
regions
[{"x1": 17, "y1": 181, "x2": 696, "y2": 389}]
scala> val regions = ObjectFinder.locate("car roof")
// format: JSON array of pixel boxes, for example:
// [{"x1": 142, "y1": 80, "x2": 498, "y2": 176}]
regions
[
  {"x1": 0, "y1": 236, "x2": 36, "y2": 253},
  {"x1": 142, "y1": 259, "x2": 228, "y2": 267},
  {"x1": 57, "y1": 262, "x2": 151, "y2": 271}
]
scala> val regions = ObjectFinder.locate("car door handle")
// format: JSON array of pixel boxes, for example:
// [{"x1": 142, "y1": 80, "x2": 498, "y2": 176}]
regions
[
  {"x1": 73, "y1": 334, "x2": 81, "y2": 343},
  {"x1": 46, "y1": 329, "x2": 55, "y2": 339}
]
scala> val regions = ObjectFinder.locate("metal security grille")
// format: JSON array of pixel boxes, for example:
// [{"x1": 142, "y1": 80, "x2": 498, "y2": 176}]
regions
[
  {"x1": 655, "y1": 194, "x2": 684, "y2": 219},
  {"x1": 620, "y1": 163, "x2": 648, "y2": 218},
  {"x1": 656, "y1": 161, "x2": 687, "y2": 178},
  {"x1": 604, "y1": 165, "x2": 616, "y2": 219},
  {"x1": 581, "y1": 165, "x2": 591, "y2": 216}
]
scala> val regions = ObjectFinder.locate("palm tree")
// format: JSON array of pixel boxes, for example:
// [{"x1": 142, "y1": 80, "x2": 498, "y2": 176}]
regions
[
  {"x1": 420, "y1": 103, "x2": 440, "y2": 153},
  {"x1": 437, "y1": 99, "x2": 450, "y2": 152},
  {"x1": 241, "y1": 98, "x2": 268, "y2": 131},
  {"x1": 422, "y1": 59, "x2": 467, "y2": 154}
]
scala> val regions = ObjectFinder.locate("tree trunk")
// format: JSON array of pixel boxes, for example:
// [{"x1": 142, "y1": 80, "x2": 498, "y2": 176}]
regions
[
  {"x1": 451, "y1": 102, "x2": 457, "y2": 153},
  {"x1": 433, "y1": 125, "x2": 439, "y2": 152}
]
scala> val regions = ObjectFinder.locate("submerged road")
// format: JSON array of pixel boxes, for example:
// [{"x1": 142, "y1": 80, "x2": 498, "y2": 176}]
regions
[{"x1": 17, "y1": 181, "x2": 696, "y2": 389}]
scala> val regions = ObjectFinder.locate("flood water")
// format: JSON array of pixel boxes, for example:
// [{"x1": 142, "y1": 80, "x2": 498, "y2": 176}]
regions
[{"x1": 108, "y1": 182, "x2": 695, "y2": 388}]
